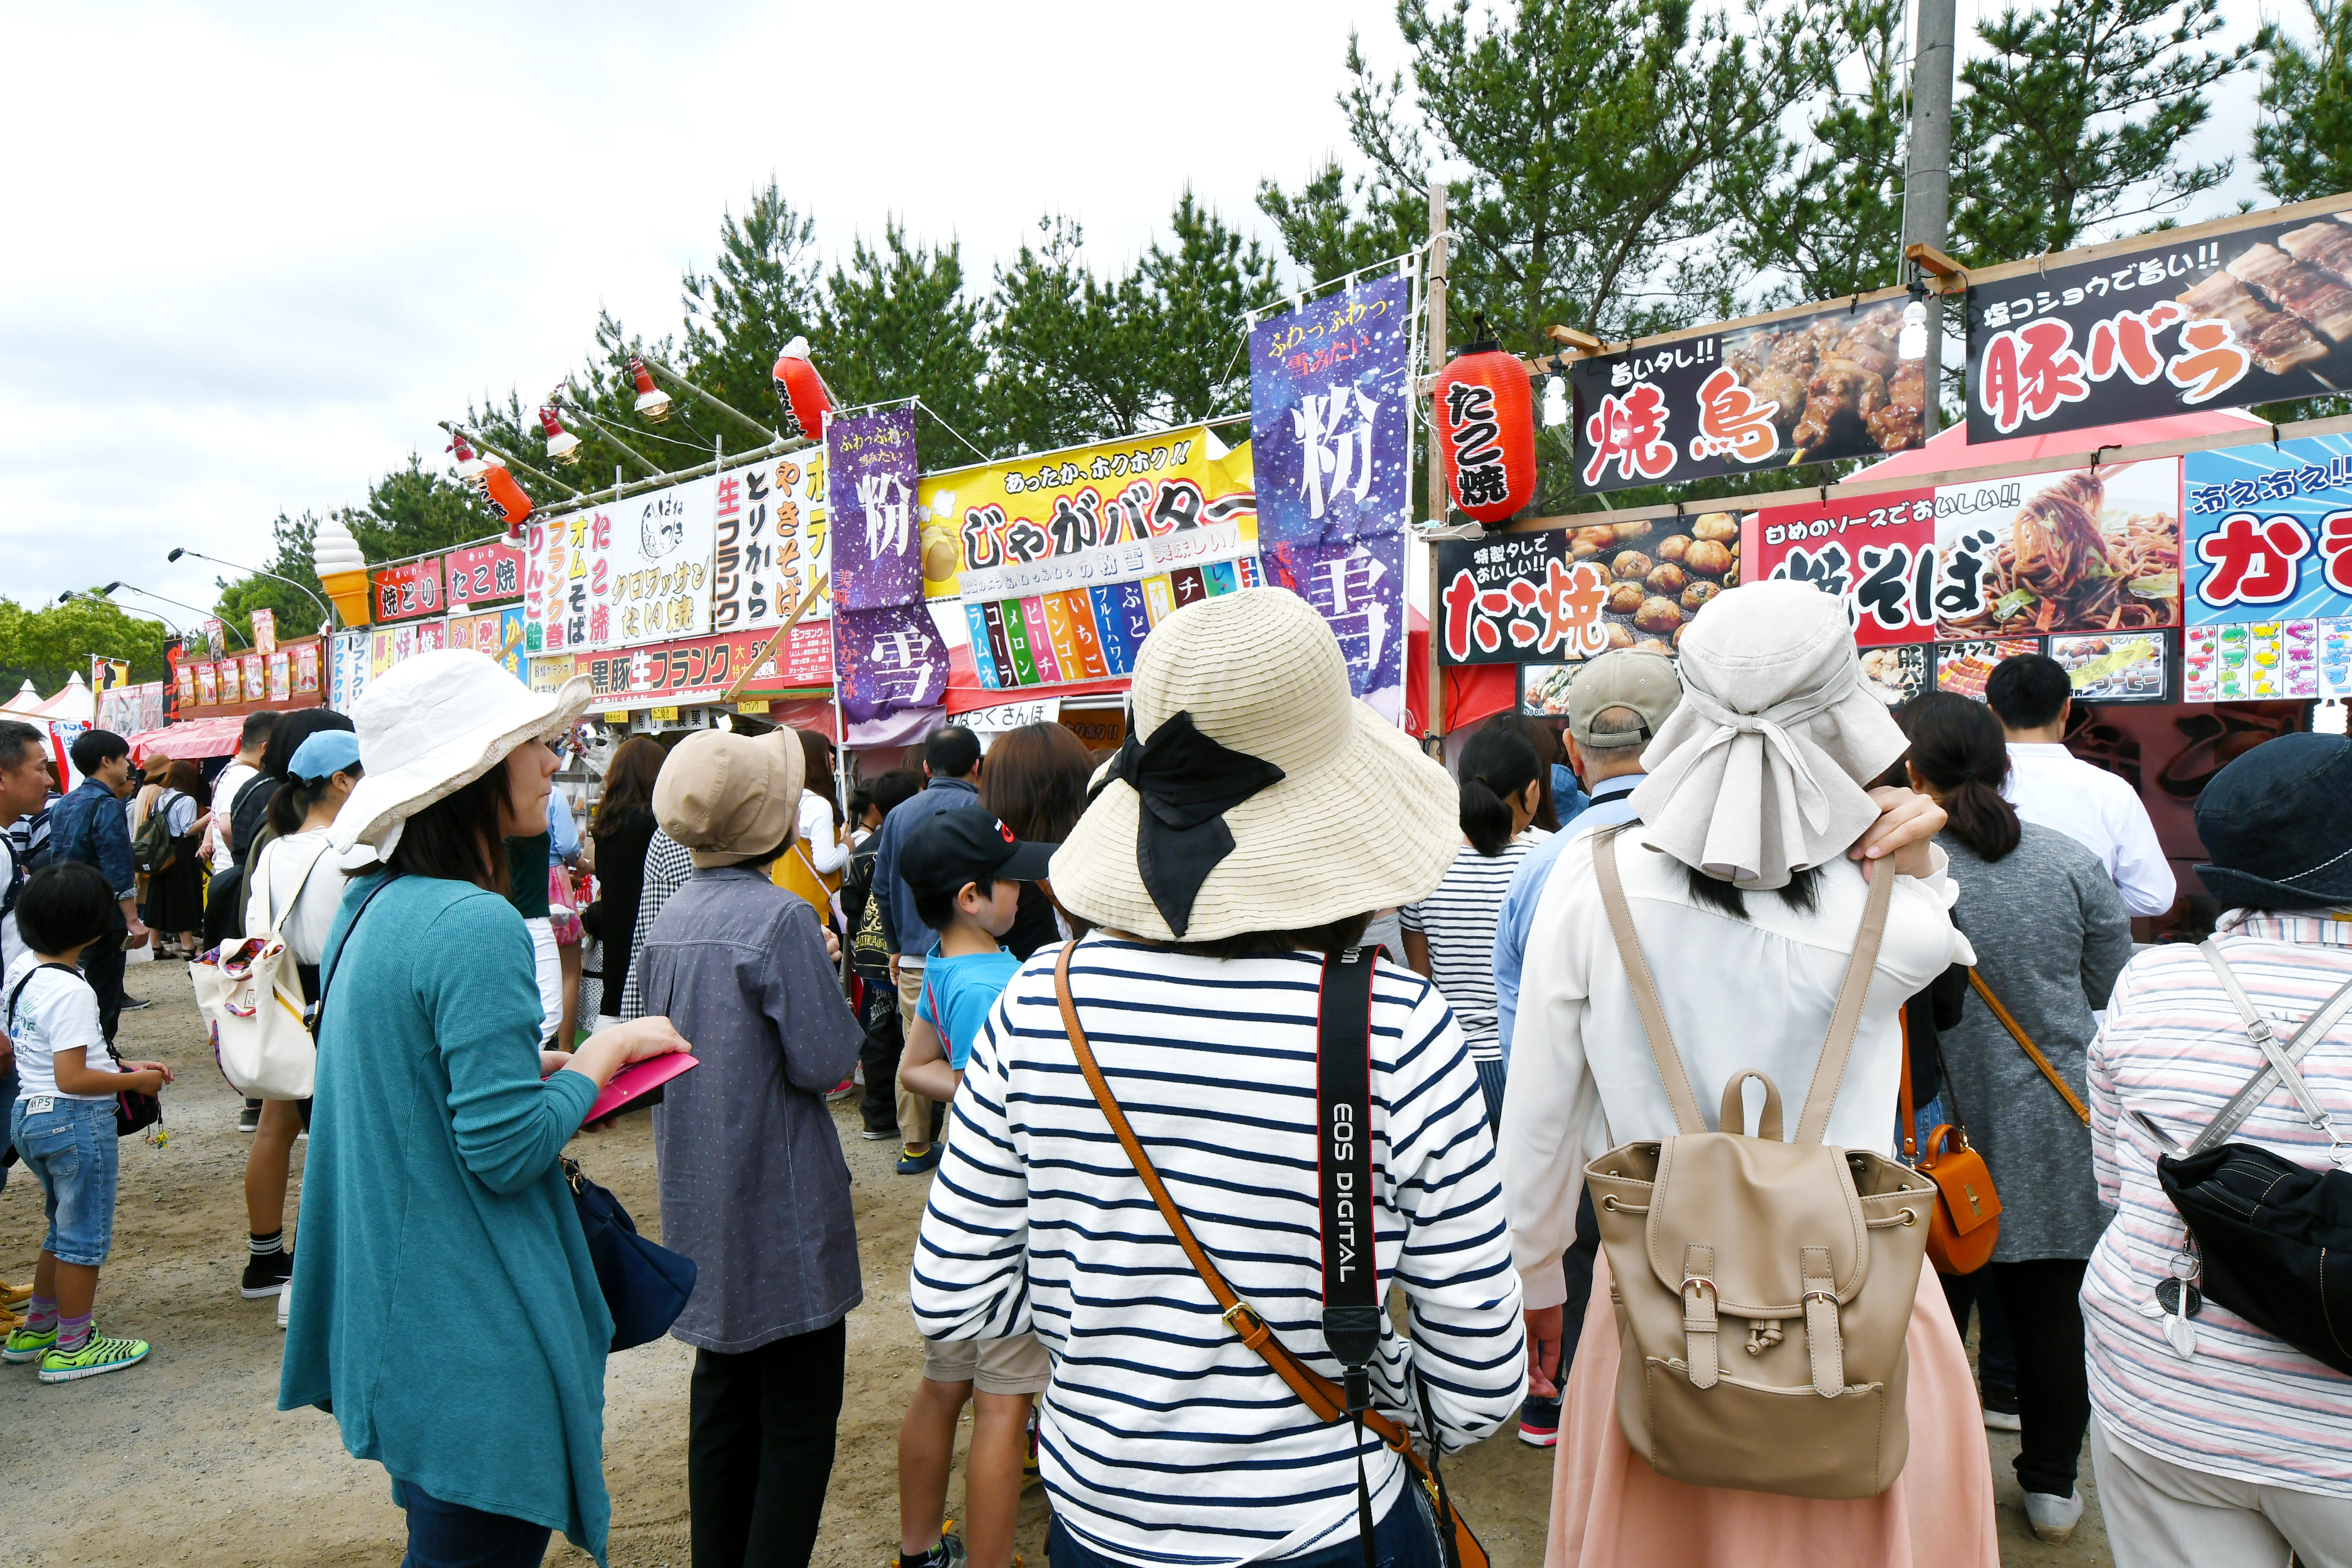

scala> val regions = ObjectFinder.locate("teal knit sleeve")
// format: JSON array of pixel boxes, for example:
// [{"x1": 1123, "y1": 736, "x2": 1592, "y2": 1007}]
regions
[{"x1": 417, "y1": 890, "x2": 595, "y2": 1195}]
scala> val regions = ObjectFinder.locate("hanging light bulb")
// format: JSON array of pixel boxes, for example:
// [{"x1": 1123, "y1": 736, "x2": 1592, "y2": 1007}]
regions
[
  {"x1": 1542, "y1": 375, "x2": 1569, "y2": 428},
  {"x1": 629, "y1": 357, "x2": 672, "y2": 423},
  {"x1": 2319, "y1": 698, "x2": 2349, "y2": 737},
  {"x1": 538, "y1": 404, "x2": 582, "y2": 465},
  {"x1": 449, "y1": 433, "x2": 489, "y2": 486},
  {"x1": 1898, "y1": 299, "x2": 1930, "y2": 362}
]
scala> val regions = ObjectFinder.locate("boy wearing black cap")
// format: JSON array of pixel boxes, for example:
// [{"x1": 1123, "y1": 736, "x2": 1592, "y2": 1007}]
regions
[{"x1": 893, "y1": 810, "x2": 1056, "y2": 1568}]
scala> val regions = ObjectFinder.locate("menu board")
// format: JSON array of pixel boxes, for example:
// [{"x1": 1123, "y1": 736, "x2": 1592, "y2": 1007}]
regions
[
  {"x1": 2049, "y1": 631, "x2": 2171, "y2": 703},
  {"x1": 1752, "y1": 487, "x2": 1938, "y2": 646},
  {"x1": 1934, "y1": 637, "x2": 2046, "y2": 701},
  {"x1": 2186, "y1": 619, "x2": 2340, "y2": 700},
  {"x1": 1440, "y1": 512, "x2": 1740, "y2": 664}
]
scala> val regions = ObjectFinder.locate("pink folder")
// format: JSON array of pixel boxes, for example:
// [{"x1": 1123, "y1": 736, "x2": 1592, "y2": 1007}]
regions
[{"x1": 582, "y1": 1053, "x2": 698, "y2": 1124}]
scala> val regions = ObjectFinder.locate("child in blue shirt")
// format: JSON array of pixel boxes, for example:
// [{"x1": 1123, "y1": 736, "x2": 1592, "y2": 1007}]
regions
[{"x1": 893, "y1": 810, "x2": 1057, "y2": 1568}]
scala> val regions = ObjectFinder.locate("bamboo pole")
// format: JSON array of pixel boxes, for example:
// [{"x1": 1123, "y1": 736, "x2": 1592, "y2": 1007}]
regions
[
  {"x1": 641, "y1": 355, "x2": 784, "y2": 446},
  {"x1": 720, "y1": 573, "x2": 830, "y2": 703}
]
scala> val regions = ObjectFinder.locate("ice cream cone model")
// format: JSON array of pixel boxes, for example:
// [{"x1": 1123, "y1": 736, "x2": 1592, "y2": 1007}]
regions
[{"x1": 314, "y1": 515, "x2": 371, "y2": 627}]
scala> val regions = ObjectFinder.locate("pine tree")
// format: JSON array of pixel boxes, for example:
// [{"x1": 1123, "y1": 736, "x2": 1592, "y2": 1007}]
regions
[
  {"x1": 1951, "y1": 0, "x2": 2251, "y2": 263},
  {"x1": 2255, "y1": 1, "x2": 2352, "y2": 202},
  {"x1": 814, "y1": 220, "x2": 992, "y2": 459}
]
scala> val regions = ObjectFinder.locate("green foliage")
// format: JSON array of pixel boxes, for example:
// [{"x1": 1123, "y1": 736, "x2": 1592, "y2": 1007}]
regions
[
  {"x1": 2256, "y1": 1, "x2": 2352, "y2": 202},
  {"x1": 1951, "y1": 0, "x2": 2249, "y2": 263},
  {"x1": 0, "y1": 595, "x2": 171, "y2": 696}
]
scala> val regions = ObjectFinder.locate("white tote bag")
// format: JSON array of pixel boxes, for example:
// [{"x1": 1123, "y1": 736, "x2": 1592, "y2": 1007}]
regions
[{"x1": 194, "y1": 838, "x2": 327, "y2": 1099}]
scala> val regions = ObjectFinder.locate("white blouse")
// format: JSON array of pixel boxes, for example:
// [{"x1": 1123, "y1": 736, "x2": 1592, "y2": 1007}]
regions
[
  {"x1": 1500, "y1": 828, "x2": 1973, "y2": 1309},
  {"x1": 797, "y1": 791, "x2": 848, "y2": 875}
]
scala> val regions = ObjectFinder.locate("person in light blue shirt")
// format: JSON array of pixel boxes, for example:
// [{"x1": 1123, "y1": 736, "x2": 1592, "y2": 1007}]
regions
[{"x1": 1493, "y1": 653, "x2": 1682, "y2": 1058}]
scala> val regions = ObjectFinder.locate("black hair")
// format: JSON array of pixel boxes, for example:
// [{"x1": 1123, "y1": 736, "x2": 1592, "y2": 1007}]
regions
[
  {"x1": 270, "y1": 762, "x2": 364, "y2": 839},
  {"x1": 387, "y1": 761, "x2": 513, "y2": 893},
  {"x1": 1681, "y1": 863, "x2": 1825, "y2": 921},
  {"x1": 872, "y1": 768, "x2": 923, "y2": 818},
  {"x1": 913, "y1": 874, "x2": 997, "y2": 934},
  {"x1": 68, "y1": 729, "x2": 127, "y2": 775},
  {"x1": 924, "y1": 725, "x2": 982, "y2": 781},
  {"x1": 1985, "y1": 653, "x2": 2072, "y2": 731},
  {"x1": 1900, "y1": 691, "x2": 2022, "y2": 862},
  {"x1": 239, "y1": 709, "x2": 280, "y2": 749},
  {"x1": 846, "y1": 785, "x2": 875, "y2": 823},
  {"x1": 261, "y1": 709, "x2": 359, "y2": 840},
  {"x1": 1167, "y1": 912, "x2": 1374, "y2": 961},
  {"x1": 16, "y1": 861, "x2": 116, "y2": 955},
  {"x1": 1456, "y1": 723, "x2": 1543, "y2": 856},
  {"x1": 0, "y1": 720, "x2": 43, "y2": 774},
  {"x1": 1483, "y1": 714, "x2": 1563, "y2": 832}
]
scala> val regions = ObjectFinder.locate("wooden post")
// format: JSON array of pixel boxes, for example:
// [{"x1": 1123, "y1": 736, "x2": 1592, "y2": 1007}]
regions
[
  {"x1": 720, "y1": 573, "x2": 830, "y2": 703},
  {"x1": 1424, "y1": 176, "x2": 1447, "y2": 745}
]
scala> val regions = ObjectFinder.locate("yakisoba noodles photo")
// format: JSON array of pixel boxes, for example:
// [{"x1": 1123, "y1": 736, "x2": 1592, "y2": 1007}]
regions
[{"x1": 1938, "y1": 462, "x2": 2181, "y2": 638}]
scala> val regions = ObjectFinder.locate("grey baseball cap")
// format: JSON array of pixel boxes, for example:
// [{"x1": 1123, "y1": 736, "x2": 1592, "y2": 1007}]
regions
[{"x1": 1566, "y1": 650, "x2": 1682, "y2": 750}]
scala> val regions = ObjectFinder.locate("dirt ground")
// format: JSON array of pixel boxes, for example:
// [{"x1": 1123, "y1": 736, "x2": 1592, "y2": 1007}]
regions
[{"x1": 0, "y1": 966, "x2": 2107, "y2": 1566}]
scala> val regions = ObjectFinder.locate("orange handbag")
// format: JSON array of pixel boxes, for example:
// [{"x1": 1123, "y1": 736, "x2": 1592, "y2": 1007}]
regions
[{"x1": 1899, "y1": 1010, "x2": 2002, "y2": 1275}]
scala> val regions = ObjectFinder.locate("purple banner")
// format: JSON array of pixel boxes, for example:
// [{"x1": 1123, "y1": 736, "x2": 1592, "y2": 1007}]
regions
[
  {"x1": 835, "y1": 601, "x2": 947, "y2": 725},
  {"x1": 1264, "y1": 534, "x2": 1408, "y2": 723},
  {"x1": 827, "y1": 407, "x2": 923, "y2": 611},
  {"x1": 1248, "y1": 273, "x2": 1414, "y2": 551}
]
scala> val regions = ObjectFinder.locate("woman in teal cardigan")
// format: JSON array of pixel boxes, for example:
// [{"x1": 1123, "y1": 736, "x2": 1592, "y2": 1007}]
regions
[{"x1": 280, "y1": 650, "x2": 686, "y2": 1568}]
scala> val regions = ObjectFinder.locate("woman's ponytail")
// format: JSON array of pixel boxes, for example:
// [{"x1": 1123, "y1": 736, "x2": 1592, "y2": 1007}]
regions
[
  {"x1": 1455, "y1": 721, "x2": 1544, "y2": 857},
  {"x1": 1897, "y1": 693, "x2": 2021, "y2": 862}
]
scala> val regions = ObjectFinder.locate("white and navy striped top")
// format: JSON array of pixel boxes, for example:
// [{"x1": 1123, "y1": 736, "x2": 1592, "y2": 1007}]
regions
[
  {"x1": 1402, "y1": 830, "x2": 1549, "y2": 1060},
  {"x1": 2085, "y1": 914, "x2": 2352, "y2": 1495},
  {"x1": 911, "y1": 935, "x2": 1525, "y2": 1567}
]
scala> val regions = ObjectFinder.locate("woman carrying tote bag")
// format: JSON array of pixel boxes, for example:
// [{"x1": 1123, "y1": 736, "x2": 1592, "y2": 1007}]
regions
[
  {"x1": 278, "y1": 649, "x2": 688, "y2": 1568},
  {"x1": 1504, "y1": 581, "x2": 1996, "y2": 1567}
]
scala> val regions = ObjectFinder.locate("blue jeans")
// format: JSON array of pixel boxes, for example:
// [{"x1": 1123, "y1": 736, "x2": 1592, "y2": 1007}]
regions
[
  {"x1": 1049, "y1": 1482, "x2": 1440, "y2": 1568},
  {"x1": 11, "y1": 1095, "x2": 118, "y2": 1266},
  {"x1": 398, "y1": 1484, "x2": 551, "y2": 1568}
]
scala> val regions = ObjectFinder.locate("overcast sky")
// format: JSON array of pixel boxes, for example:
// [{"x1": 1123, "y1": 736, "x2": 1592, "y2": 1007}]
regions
[{"x1": 0, "y1": 1, "x2": 2282, "y2": 625}]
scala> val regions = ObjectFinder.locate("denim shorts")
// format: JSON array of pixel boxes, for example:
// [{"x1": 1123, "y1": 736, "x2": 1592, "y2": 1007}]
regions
[{"x1": 11, "y1": 1095, "x2": 119, "y2": 1267}]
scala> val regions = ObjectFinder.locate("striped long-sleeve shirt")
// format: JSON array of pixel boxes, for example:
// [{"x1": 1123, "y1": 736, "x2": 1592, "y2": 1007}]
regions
[
  {"x1": 911, "y1": 935, "x2": 1526, "y2": 1567},
  {"x1": 2084, "y1": 914, "x2": 2352, "y2": 1494}
]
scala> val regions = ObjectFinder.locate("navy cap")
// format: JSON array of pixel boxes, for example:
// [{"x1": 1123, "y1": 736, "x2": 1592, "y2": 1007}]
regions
[{"x1": 899, "y1": 809, "x2": 1058, "y2": 896}]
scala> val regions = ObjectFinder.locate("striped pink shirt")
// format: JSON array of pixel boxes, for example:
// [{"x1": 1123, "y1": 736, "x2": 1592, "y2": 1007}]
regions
[{"x1": 2084, "y1": 913, "x2": 2352, "y2": 1495}]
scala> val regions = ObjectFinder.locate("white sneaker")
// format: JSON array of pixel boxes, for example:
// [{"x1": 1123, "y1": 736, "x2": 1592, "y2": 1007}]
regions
[
  {"x1": 277, "y1": 1275, "x2": 292, "y2": 1332},
  {"x1": 2023, "y1": 1489, "x2": 2083, "y2": 1543}
]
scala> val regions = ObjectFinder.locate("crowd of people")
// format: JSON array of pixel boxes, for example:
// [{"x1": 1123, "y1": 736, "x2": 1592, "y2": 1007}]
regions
[{"x1": 1, "y1": 576, "x2": 2348, "y2": 1568}]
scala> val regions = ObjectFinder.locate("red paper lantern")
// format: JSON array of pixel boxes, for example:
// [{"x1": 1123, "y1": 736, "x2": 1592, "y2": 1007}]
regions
[
  {"x1": 482, "y1": 465, "x2": 534, "y2": 538},
  {"x1": 770, "y1": 335, "x2": 833, "y2": 440},
  {"x1": 1433, "y1": 342, "x2": 1538, "y2": 523}
]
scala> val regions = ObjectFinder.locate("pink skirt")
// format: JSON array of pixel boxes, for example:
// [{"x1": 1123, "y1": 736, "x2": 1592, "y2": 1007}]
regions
[{"x1": 1545, "y1": 1252, "x2": 1998, "y2": 1568}]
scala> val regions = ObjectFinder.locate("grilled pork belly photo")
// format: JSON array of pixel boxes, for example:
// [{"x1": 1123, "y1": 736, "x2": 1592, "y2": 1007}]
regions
[
  {"x1": 2279, "y1": 220, "x2": 2352, "y2": 286},
  {"x1": 2227, "y1": 241, "x2": 2352, "y2": 342},
  {"x1": 2176, "y1": 271, "x2": 2328, "y2": 373}
]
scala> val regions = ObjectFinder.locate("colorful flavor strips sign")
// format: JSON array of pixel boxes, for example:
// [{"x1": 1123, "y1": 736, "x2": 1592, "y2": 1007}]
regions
[{"x1": 963, "y1": 557, "x2": 1267, "y2": 690}]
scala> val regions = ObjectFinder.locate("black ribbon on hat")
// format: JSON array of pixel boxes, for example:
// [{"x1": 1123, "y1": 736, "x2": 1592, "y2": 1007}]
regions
[{"x1": 1102, "y1": 711, "x2": 1286, "y2": 937}]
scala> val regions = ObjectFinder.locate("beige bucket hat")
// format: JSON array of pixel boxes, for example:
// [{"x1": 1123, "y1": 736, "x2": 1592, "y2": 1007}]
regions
[
  {"x1": 330, "y1": 649, "x2": 590, "y2": 858},
  {"x1": 1048, "y1": 588, "x2": 1459, "y2": 943},
  {"x1": 654, "y1": 728, "x2": 808, "y2": 868},
  {"x1": 1630, "y1": 578, "x2": 1908, "y2": 890}
]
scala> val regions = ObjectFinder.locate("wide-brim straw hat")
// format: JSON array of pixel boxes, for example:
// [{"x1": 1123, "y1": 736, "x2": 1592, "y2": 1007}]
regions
[
  {"x1": 1049, "y1": 587, "x2": 1459, "y2": 943},
  {"x1": 1631, "y1": 578, "x2": 1908, "y2": 890},
  {"x1": 329, "y1": 648, "x2": 590, "y2": 858}
]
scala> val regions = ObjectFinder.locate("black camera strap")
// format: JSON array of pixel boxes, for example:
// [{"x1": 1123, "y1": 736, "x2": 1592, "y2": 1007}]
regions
[{"x1": 1317, "y1": 946, "x2": 1380, "y2": 1568}]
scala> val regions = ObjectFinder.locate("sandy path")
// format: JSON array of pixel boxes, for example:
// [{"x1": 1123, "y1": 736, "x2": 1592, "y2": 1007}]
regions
[{"x1": 0, "y1": 970, "x2": 2098, "y2": 1566}]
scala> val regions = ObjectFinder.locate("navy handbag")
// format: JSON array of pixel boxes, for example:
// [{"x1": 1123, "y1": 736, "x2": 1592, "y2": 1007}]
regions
[{"x1": 562, "y1": 1158, "x2": 698, "y2": 1351}]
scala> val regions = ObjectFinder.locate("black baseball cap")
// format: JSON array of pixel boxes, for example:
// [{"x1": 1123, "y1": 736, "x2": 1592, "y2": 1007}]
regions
[{"x1": 899, "y1": 810, "x2": 1058, "y2": 895}]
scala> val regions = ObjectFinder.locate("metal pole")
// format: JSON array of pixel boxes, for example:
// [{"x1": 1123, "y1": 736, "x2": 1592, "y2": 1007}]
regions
[
  {"x1": 642, "y1": 355, "x2": 782, "y2": 446},
  {"x1": 1424, "y1": 176, "x2": 1448, "y2": 743},
  {"x1": 1901, "y1": 0, "x2": 1957, "y2": 435}
]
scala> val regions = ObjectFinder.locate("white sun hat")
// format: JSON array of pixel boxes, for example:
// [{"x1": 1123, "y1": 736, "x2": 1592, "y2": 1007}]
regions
[
  {"x1": 1048, "y1": 587, "x2": 1458, "y2": 944},
  {"x1": 329, "y1": 648, "x2": 591, "y2": 858}
]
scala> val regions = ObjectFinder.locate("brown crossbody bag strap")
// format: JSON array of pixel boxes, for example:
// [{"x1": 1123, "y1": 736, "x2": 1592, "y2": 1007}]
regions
[{"x1": 1966, "y1": 969, "x2": 2091, "y2": 1125}]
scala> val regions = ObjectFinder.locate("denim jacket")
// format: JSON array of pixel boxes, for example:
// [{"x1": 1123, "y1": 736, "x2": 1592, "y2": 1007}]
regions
[{"x1": 48, "y1": 779, "x2": 135, "y2": 922}]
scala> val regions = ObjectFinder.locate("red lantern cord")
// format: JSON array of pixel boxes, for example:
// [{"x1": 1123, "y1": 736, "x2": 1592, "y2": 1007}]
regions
[{"x1": 1433, "y1": 341, "x2": 1538, "y2": 524}]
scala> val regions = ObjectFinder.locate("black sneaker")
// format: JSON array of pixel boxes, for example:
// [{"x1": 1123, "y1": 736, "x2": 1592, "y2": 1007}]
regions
[
  {"x1": 1518, "y1": 1391, "x2": 1562, "y2": 1447},
  {"x1": 240, "y1": 1251, "x2": 293, "y2": 1300},
  {"x1": 238, "y1": 1100, "x2": 262, "y2": 1133},
  {"x1": 121, "y1": 995, "x2": 153, "y2": 1012}
]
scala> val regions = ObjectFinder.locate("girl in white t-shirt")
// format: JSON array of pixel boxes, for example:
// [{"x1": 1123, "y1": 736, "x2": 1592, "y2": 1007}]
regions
[
  {"x1": 5, "y1": 860, "x2": 172, "y2": 1381},
  {"x1": 236, "y1": 728, "x2": 363, "y2": 1304}
]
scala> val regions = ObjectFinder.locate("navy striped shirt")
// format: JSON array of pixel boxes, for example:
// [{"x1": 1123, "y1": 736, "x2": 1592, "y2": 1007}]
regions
[{"x1": 910, "y1": 935, "x2": 1525, "y2": 1566}]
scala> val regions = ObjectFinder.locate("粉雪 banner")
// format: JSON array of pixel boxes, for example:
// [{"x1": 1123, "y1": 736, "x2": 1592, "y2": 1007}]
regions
[
  {"x1": 1248, "y1": 272, "x2": 1414, "y2": 550},
  {"x1": 1571, "y1": 287, "x2": 1927, "y2": 495},
  {"x1": 828, "y1": 407, "x2": 922, "y2": 611},
  {"x1": 1965, "y1": 197, "x2": 2352, "y2": 443}
]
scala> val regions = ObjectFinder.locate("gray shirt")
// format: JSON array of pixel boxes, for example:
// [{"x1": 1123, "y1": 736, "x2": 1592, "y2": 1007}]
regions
[
  {"x1": 640, "y1": 865, "x2": 865, "y2": 1350},
  {"x1": 1939, "y1": 822, "x2": 2134, "y2": 1261}
]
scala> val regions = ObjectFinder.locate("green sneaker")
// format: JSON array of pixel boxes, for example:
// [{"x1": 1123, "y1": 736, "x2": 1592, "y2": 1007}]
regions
[
  {"x1": 37, "y1": 1332, "x2": 150, "y2": 1383},
  {"x1": 2, "y1": 1323, "x2": 56, "y2": 1364}
]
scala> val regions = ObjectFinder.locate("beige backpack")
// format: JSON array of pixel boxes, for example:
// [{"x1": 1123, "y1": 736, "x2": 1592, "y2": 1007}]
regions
[{"x1": 1584, "y1": 828, "x2": 1935, "y2": 1499}]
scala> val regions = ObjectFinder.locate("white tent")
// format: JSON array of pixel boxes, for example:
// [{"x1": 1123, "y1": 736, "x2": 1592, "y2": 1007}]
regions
[
  {"x1": 0, "y1": 679, "x2": 42, "y2": 718},
  {"x1": 30, "y1": 672, "x2": 94, "y2": 725}
]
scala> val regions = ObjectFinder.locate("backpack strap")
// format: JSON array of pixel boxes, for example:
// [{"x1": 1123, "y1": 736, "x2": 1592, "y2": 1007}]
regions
[
  {"x1": 1593, "y1": 828, "x2": 1709, "y2": 1135},
  {"x1": 2190, "y1": 940, "x2": 2352, "y2": 1160},
  {"x1": 8, "y1": 963, "x2": 86, "y2": 1031},
  {"x1": 255, "y1": 835, "x2": 335, "y2": 941},
  {"x1": 1790, "y1": 855, "x2": 1895, "y2": 1146}
]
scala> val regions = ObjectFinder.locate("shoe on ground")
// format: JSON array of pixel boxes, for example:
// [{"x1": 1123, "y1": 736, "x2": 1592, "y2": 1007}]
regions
[
  {"x1": 38, "y1": 1332, "x2": 150, "y2": 1383},
  {"x1": 241, "y1": 1250, "x2": 293, "y2": 1300},
  {"x1": 2023, "y1": 1489, "x2": 2083, "y2": 1543},
  {"x1": 238, "y1": 1100, "x2": 262, "y2": 1133},
  {"x1": 826, "y1": 1077, "x2": 859, "y2": 1104},
  {"x1": 1981, "y1": 1384, "x2": 2021, "y2": 1432},
  {"x1": 3, "y1": 1322, "x2": 57, "y2": 1364},
  {"x1": 892, "y1": 1527, "x2": 966, "y2": 1568},
  {"x1": 121, "y1": 995, "x2": 153, "y2": 1012},
  {"x1": 1518, "y1": 1392, "x2": 1562, "y2": 1447},
  {"x1": 1, "y1": 1281, "x2": 32, "y2": 1306},
  {"x1": 896, "y1": 1143, "x2": 943, "y2": 1175},
  {"x1": 860, "y1": 1124, "x2": 898, "y2": 1141}
]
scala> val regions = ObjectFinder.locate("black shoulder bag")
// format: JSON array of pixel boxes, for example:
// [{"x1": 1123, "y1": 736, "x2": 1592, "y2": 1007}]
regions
[{"x1": 2140, "y1": 941, "x2": 2352, "y2": 1374}]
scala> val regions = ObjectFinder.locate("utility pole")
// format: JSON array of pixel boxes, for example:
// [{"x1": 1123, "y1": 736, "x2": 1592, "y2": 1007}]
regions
[
  {"x1": 1901, "y1": 0, "x2": 1958, "y2": 435},
  {"x1": 1424, "y1": 175, "x2": 1447, "y2": 744}
]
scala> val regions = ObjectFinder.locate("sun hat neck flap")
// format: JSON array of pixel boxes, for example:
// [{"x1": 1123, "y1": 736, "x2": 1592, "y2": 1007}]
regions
[
  {"x1": 2194, "y1": 732, "x2": 2352, "y2": 912},
  {"x1": 328, "y1": 649, "x2": 590, "y2": 859},
  {"x1": 1629, "y1": 579, "x2": 1906, "y2": 890},
  {"x1": 1047, "y1": 589, "x2": 1459, "y2": 944}
]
